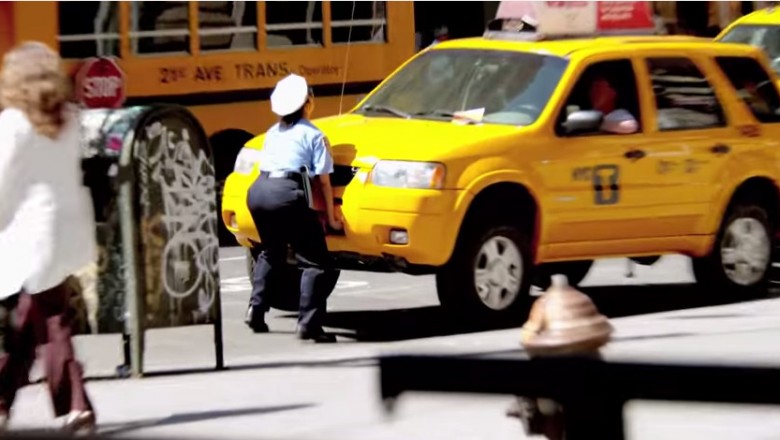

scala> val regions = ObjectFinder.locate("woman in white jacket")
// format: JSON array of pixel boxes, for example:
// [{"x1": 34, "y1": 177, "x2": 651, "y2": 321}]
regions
[{"x1": 0, "y1": 42, "x2": 97, "y2": 434}]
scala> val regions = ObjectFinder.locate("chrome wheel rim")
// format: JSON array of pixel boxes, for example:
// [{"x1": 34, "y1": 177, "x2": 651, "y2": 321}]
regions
[
  {"x1": 474, "y1": 236, "x2": 523, "y2": 310},
  {"x1": 721, "y1": 217, "x2": 771, "y2": 286}
]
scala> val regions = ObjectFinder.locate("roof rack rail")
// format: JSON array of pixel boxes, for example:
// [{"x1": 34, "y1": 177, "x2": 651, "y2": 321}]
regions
[
  {"x1": 482, "y1": 30, "x2": 544, "y2": 42},
  {"x1": 482, "y1": 27, "x2": 657, "y2": 43}
]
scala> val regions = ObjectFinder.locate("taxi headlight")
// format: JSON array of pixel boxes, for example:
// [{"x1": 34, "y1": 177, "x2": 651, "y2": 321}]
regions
[
  {"x1": 233, "y1": 147, "x2": 263, "y2": 175},
  {"x1": 369, "y1": 160, "x2": 446, "y2": 189}
]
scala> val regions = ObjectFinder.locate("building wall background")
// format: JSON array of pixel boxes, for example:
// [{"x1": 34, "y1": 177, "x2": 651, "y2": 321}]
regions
[
  {"x1": 654, "y1": 1, "x2": 775, "y2": 36},
  {"x1": 412, "y1": 1, "x2": 776, "y2": 48}
]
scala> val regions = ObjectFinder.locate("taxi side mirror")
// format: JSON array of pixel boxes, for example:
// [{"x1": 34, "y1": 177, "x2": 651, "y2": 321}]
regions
[{"x1": 562, "y1": 110, "x2": 604, "y2": 135}]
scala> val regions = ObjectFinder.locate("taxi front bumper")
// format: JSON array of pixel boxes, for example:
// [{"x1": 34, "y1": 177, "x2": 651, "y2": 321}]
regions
[{"x1": 220, "y1": 172, "x2": 464, "y2": 269}]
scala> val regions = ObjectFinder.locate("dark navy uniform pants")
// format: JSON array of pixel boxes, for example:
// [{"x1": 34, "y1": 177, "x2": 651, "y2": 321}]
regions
[{"x1": 246, "y1": 172, "x2": 338, "y2": 331}]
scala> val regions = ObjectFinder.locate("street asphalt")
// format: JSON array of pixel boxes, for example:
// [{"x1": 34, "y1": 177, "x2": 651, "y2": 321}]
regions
[{"x1": 7, "y1": 247, "x2": 780, "y2": 439}]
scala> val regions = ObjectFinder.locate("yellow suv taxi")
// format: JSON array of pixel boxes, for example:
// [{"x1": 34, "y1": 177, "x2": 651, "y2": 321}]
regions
[
  {"x1": 222, "y1": 31, "x2": 780, "y2": 322},
  {"x1": 717, "y1": 6, "x2": 780, "y2": 75}
]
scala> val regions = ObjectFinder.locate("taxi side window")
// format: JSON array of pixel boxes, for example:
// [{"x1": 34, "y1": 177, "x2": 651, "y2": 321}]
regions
[
  {"x1": 715, "y1": 56, "x2": 780, "y2": 123},
  {"x1": 646, "y1": 57, "x2": 727, "y2": 131},
  {"x1": 556, "y1": 59, "x2": 642, "y2": 137}
]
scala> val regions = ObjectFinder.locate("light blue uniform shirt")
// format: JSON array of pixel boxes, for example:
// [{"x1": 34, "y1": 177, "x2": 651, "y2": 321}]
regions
[{"x1": 258, "y1": 119, "x2": 334, "y2": 176}]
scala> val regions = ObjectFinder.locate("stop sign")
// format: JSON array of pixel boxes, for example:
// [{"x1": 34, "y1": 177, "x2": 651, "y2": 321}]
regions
[{"x1": 75, "y1": 57, "x2": 126, "y2": 109}]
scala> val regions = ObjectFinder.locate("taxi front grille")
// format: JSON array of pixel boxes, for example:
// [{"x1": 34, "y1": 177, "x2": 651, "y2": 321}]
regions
[{"x1": 332, "y1": 165, "x2": 359, "y2": 187}]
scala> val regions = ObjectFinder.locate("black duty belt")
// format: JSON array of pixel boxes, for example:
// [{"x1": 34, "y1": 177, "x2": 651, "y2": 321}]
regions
[
  {"x1": 260, "y1": 170, "x2": 302, "y2": 179},
  {"x1": 259, "y1": 169, "x2": 313, "y2": 207}
]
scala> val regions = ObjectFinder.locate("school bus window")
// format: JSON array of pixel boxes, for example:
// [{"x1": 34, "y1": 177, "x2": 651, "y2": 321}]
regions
[
  {"x1": 331, "y1": 1, "x2": 387, "y2": 44},
  {"x1": 198, "y1": 1, "x2": 258, "y2": 52},
  {"x1": 265, "y1": 2, "x2": 323, "y2": 48},
  {"x1": 57, "y1": 1, "x2": 119, "y2": 59},
  {"x1": 131, "y1": 1, "x2": 190, "y2": 55}
]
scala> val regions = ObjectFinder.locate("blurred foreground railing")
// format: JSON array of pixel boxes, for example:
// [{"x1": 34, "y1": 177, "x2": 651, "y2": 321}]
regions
[{"x1": 379, "y1": 355, "x2": 780, "y2": 440}]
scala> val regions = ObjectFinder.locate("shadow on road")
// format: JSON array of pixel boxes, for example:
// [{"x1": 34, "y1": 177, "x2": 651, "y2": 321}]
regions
[
  {"x1": 584, "y1": 283, "x2": 731, "y2": 318},
  {"x1": 322, "y1": 306, "x2": 502, "y2": 342},
  {"x1": 97, "y1": 404, "x2": 313, "y2": 436},
  {"x1": 318, "y1": 282, "x2": 762, "y2": 343}
]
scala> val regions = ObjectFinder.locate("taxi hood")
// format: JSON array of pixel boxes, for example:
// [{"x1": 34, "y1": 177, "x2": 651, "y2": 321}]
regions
[{"x1": 244, "y1": 113, "x2": 525, "y2": 168}]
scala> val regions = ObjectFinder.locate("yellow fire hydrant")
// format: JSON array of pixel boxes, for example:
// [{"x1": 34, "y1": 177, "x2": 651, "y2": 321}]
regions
[{"x1": 507, "y1": 274, "x2": 613, "y2": 439}]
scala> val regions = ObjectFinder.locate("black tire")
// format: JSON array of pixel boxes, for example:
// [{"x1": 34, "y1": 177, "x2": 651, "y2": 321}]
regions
[
  {"x1": 435, "y1": 221, "x2": 534, "y2": 324},
  {"x1": 245, "y1": 247, "x2": 302, "y2": 312},
  {"x1": 533, "y1": 260, "x2": 593, "y2": 289},
  {"x1": 630, "y1": 256, "x2": 661, "y2": 266},
  {"x1": 692, "y1": 203, "x2": 774, "y2": 299}
]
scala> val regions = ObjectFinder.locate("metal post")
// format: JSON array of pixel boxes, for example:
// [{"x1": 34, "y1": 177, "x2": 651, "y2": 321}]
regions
[
  {"x1": 116, "y1": 333, "x2": 132, "y2": 378},
  {"x1": 213, "y1": 283, "x2": 225, "y2": 371},
  {"x1": 117, "y1": 133, "x2": 145, "y2": 378}
]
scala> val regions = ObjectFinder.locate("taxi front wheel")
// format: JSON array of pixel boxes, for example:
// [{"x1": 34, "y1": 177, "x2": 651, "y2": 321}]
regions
[
  {"x1": 692, "y1": 203, "x2": 774, "y2": 298},
  {"x1": 435, "y1": 222, "x2": 534, "y2": 324}
]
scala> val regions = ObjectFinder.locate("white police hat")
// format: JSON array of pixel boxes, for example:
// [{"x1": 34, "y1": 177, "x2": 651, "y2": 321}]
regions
[{"x1": 270, "y1": 74, "x2": 310, "y2": 116}]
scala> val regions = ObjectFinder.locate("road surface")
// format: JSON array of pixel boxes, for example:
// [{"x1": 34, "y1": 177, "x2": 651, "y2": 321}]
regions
[{"x1": 7, "y1": 248, "x2": 780, "y2": 439}]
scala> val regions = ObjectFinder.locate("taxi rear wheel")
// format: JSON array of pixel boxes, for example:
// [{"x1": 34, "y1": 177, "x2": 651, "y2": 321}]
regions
[
  {"x1": 692, "y1": 203, "x2": 774, "y2": 299},
  {"x1": 436, "y1": 222, "x2": 533, "y2": 324},
  {"x1": 246, "y1": 247, "x2": 302, "y2": 312}
]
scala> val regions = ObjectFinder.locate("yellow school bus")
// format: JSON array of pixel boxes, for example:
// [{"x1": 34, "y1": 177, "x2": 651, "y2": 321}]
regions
[{"x1": 0, "y1": 1, "x2": 415, "y2": 242}]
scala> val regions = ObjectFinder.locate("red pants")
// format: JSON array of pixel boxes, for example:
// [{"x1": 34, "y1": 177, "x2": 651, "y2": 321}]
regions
[{"x1": 0, "y1": 283, "x2": 92, "y2": 417}]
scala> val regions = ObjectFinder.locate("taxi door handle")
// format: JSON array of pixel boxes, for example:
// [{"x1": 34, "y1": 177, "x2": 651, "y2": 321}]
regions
[
  {"x1": 710, "y1": 144, "x2": 730, "y2": 155},
  {"x1": 624, "y1": 149, "x2": 646, "y2": 160}
]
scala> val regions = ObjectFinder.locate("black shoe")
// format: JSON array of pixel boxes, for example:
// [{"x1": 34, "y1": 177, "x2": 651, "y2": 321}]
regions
[
  {"x1": 296, "y1": 325, "x2": 336, "y2": 343},
  {"x1": 245, "y1": 306, "x2": 269, "y2": 333}
]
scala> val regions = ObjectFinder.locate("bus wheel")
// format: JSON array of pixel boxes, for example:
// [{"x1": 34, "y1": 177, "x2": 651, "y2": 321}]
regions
[{"x1": 211, "y1": 129, "x2": 254, "y2": 247}]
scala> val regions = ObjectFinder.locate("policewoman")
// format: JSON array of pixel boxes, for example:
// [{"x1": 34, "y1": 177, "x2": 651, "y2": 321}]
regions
[{"x1": 245, "y1": 74, "x2": 342, "y2": 343}]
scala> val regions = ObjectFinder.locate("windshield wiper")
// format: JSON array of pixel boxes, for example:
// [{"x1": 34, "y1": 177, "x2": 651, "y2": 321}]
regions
[
  {"x1": 414, "y1": 109, "x2": 456, "y2": 118},
  {"x1": 415, "y1": 109, "x2": 480, "y2": 124},
  {"x1": 361, "y1": 105, "x2": 411, "y2": 119}
]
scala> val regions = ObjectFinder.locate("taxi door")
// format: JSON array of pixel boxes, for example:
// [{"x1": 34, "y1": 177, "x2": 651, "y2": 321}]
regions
[
  {"x1": 538, "y1": 56, "x2": 697, "y2": 259},
  {"x1": 636, "y1": 53, "x2": 769, "y2": 237},
  {"x1": 702, "y1": 54, "x2": 780, "y2": 233}
]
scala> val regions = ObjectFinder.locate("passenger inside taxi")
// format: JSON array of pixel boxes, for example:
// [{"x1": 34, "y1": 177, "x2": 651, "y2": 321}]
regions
[
  {"x1": 740, "y1": 79, "x2": 773, "y2": 115},
  {"x1": 588, "y1": 74, "x2": 640, "y2": 134},
  {"x1": 715, "y1": 56, "x2": 780, "y2": 123},
  {"x1": 561, "y1": 61, "x2": 641, "y2": 135}
]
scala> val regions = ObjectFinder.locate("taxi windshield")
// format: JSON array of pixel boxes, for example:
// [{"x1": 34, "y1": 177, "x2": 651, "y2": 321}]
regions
[
  {"x1": 719, "y1": 24, "x2": 780, "y2": 73},
  {"x1": 356, "y1": 49, "x2": 568, "y2": 126}
]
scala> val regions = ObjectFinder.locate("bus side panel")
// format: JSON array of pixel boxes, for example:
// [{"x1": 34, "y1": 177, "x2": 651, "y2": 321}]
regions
[
  {"x1": 387, "y1": 1, "x2": 416, "y2": 68},
  {"x1": 12, "y1": 2, "x2": 57, "y2": 48},
  {"x1": 0, "y1": 2, "x2": 15, "y2": 56},
  {"x1": 190, "y1": 93, "x2": 370, "y2": 141}
]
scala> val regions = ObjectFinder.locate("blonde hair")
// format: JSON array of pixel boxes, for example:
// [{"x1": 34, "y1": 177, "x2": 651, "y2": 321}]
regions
[{"x1": 0, "y1": 41, "x2": 71, "y2": 138}]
